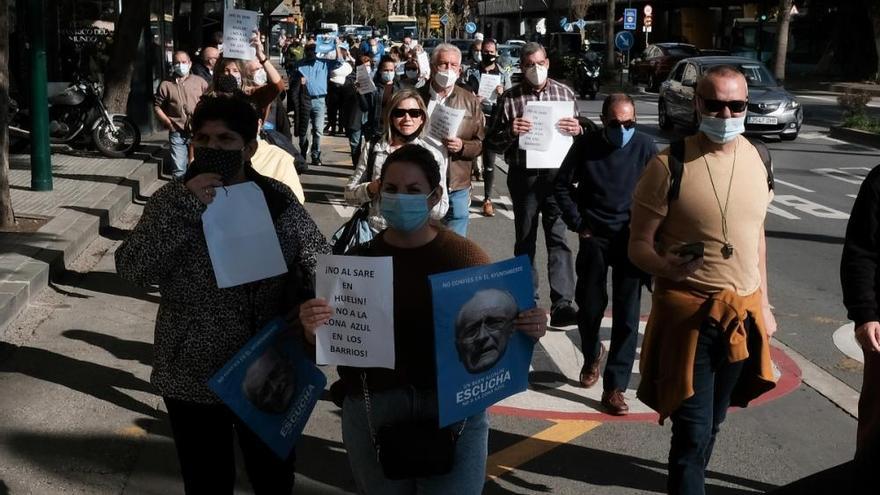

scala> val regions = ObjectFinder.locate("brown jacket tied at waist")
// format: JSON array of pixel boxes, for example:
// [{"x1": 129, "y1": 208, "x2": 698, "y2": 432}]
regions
[{"x1": 637, "y1": 280, "x2": 777, "y2": 423}]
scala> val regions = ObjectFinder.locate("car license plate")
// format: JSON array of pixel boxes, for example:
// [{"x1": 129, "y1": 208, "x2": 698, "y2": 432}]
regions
[{"x1": 747, "y1": 116, "x2": 778, "y2": 125}]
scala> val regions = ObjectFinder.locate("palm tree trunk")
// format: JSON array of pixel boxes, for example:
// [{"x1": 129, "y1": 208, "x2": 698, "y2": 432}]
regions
[{"x1": 773, "y1": 0, "x2": 793, "y2": 81}]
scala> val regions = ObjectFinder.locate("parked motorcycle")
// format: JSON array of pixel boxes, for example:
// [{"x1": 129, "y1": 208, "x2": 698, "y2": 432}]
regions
[
  {"x1": 576, "y1": 51, "x2": 601, "y2": 100},
  {"x1": 9, "y1": 75, "x2": 140, "y2": 158}
]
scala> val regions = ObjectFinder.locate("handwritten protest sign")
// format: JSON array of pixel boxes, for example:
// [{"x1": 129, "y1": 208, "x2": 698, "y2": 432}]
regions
[
  {"x1": 209, "y1": 318, "x2": 326, "y2": 459},
  {"x1": 427, "y1": 105, "x2": 465, "y2": 142},
  {"x1": 356, "y1": 64, "x2": 377, "y2": 95},
  {"x1": 429, "y1": 256, "x2": 536, "y2": 427},
  {"x1": 315, "y1": 255, "x2": 394, "y2": 368},
  {"x1": 222, "y1": 9, "x2": 258, "y2": 60},
  {"x1": 477, "y1": 74, "x2": 502, "y2": 103},
  {"x1": 524, "y1": 101, "x2": 576, "y2": 169},
  {"x1": 518, "y1": 103, "x2": 554, "y2": 151},
  {"x1": 417, "y1": 51, "x2": 431, "y2": 77}
]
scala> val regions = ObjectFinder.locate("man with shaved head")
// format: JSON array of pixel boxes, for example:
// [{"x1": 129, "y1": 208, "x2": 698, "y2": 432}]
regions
[
  {"x1": 192, "y1": 46, "x2": 219, "y2": 84},
  {"x1": 628, "y1": 65, "x2": 778, "y2": 494},
  {"x1": 455, "y1": 288, "x2": 518, "y2": 373}
]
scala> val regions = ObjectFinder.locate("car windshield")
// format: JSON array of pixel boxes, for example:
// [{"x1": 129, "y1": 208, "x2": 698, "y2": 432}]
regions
[
  {"x1": 702, "y1": 63, "x2": 777, "y2": 87},
  {"x1": 665, "y1": 46, "x2": 699, "y2": 57}
]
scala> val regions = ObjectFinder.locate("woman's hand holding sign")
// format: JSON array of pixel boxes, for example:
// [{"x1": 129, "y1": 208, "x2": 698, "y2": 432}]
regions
[
  {"x1": 299, "y1": 298, "x2": 332, "y2": 345},
  {"x1": 515, "y1": 307, "x2": 548, "y2": 340}
]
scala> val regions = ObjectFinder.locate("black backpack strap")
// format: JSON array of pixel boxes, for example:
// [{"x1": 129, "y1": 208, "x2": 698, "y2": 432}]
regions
[
  {"x1": 666, "y1": 139, "x2": 687, "y2": 203},
  {"x1": 745, "y1": 137, "x2": 774, "y2": 191}
]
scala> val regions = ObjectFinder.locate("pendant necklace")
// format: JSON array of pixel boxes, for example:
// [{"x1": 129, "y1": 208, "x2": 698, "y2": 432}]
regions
[{"x1": 701, "y1": 138, "x2": 737, "y2": 259}]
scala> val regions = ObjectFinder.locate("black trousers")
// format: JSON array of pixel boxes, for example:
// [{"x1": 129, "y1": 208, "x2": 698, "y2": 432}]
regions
[
  {"x1": 575, "y1": 228, "x2": 642, "y2": 392},
  {"x1": 164, "y1": 396, "x2": 296, "y2": 495},
  {"x1": 326, "y1": 82, "x2": 343, "y2": 131}
]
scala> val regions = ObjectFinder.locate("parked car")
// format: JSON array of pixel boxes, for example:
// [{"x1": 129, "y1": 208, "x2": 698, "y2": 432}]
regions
[
  {"x1": 504, "y1": 39, "x2": 526, "y2": 46},
  {"x1": 629, "y1": 43, "x2": 700, "y2": 92},
  {"x1": 657, "y1": 56, "x2": 803, "y2": 140},
  {"x1": 497, "y1": 43, "x2": 523, "y2": 84}
]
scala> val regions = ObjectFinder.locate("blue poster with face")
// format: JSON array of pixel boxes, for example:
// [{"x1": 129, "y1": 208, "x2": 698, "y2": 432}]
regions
[
  {"x1": 429, "y1": 255, "x2": 536, "y2": 427},
  {"x1": 208, "y1": 318, "x2": 326, "y2": 459}
]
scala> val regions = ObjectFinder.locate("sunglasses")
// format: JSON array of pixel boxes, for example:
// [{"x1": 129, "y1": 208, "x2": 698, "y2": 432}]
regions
[
  {"x1": 391, "y1": 108, "x2": 424, "y2": 119},
  {"x1": 605, "y1": 119, "x2": 636, "y2": 130},
  {"x1": 701, "y1": 98, "x2": 748, "y2": 113}
]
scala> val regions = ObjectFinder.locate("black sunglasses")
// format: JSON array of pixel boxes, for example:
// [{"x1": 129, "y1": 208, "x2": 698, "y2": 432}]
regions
[
  {"x1": 702, "y1": 98, "x2": 748, "y2": 113},
  {"x1": 606, "y1": 119, "x2": 636, "y2": 130},
  {"x1": 391, "y1": 108, "x2": 425, "y2": 119}
]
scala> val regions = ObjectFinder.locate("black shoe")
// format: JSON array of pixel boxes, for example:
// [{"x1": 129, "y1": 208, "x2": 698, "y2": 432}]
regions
[
  {"x1": 549, "y1": 303, "x2": 578, "y2": 328},
  {"x1": 311, "y1": 157, "x2": 322, "y2": 167}
]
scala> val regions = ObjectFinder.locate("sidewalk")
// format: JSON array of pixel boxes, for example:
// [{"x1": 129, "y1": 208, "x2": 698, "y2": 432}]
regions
[{"x1": 0, "y1": 147, "x2": 166, "y2": 337}]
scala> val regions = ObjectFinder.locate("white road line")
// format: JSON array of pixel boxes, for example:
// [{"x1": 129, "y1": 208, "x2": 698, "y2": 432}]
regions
[
  {"x1": 796, "y1": 95, "x2": 836, "y2": 103},
  {"x1": 848, "y1": 194, "x2": 858, "y2": 198},
  {"x1": 767, "y1": 203, "x2": 800, "y2": 220},
  {"x1": 774, "y1": 179, "x2": 814, "y2": 193},
  {"x1": 772, "y1": 339, "x2": 860, "y2": 418},
  {"x1": 812, "y1": 168, "x2": 866, "y2": 185}
]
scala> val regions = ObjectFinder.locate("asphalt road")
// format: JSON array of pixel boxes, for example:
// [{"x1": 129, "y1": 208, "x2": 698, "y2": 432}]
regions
[{"x1": 0, "y1": 86, "x2": 869, "y2": 494}]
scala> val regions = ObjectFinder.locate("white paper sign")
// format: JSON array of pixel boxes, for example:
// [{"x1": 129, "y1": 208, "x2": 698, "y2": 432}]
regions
[
  {"x1": 477, "y1": 74, "x2": 502, "y2": 102},
  {"x1": 356, "y1": 64, "x2": 377, "y2": 95},
  {"x1": 315, "y1": 255, "x2": 395, "y2": 369},
  {"x1": 427, "y1": 105, "x2": 466, "y2": 142},
  {"x1": 524, "y1": 101, "x2": 576, "y2": 169},
  {"x1": 222, "y1": 9, "x2": 258, "y2": 60},
  {"x1": 417, "y1": 51, "x2": 431, "y2": 77},
  {"x1": 202, "y1": 182, "x2": 288, "y2": 288},
  {"x1": 519, "y1": 103, "x2": 554, "y2": 151}
]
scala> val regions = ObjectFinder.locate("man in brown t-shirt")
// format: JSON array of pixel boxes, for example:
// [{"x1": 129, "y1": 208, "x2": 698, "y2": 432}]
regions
[
  {"x1": 154, "y1": 51, "x2": 208, "y2": 178},
  {"x1": 628, "y1": 65, "x2": 777, "y2": 494}
]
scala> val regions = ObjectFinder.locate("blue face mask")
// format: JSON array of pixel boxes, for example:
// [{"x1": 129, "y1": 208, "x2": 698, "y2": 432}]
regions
[
  {"x1": 380, "y1": 189, "x2": 435, "y2": 232},
  {"x1": 699, "y1": 115, "x2": 746, "y2": 144},
  {"x1": 605, "y1": 126, "x2": 635, "y2": 148}
]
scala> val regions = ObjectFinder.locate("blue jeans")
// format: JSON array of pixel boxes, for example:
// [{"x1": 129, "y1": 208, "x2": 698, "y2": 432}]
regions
[
  {"x1": 575, "y1": 228, "x2": 642, "y2": 392},
  {"x1": 299, "y1": 97, "x2": 326, "y2": 161},
  {"x1": 506, "y1": 167, "x2": 575, "y2": 310},
  {"x1": 169, "y1": 131, "x2": 190, "y2": 178},
  {"x1": 342, "y1": 388, "x2": 489, "y2": 495},
  {"x1": 445, "y1": 188, "x2": 472, "y2": 237},
  {"x1": 667, "y1": 319, "x2": 747, "y2": 495}
]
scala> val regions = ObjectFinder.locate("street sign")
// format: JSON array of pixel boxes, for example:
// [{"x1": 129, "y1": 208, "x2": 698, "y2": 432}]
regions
[
  {"x1": 564, "y1": 23, "x2": 573, "y2": 32},
  {"x1": 465, "y1": 22, "x2": 477, "y2": 34},
  {"x1": 643, "y1": 26, "x2": 652, "y2": 33},
  {"x1": 430, "y1": 14, "x2": 441, "y2": 29},
  {"x1": 624, "y1": 8, "x2": 637, "y2": 30},
  {"x1": 644, "y1": 15, "x2": 653, "y2": 28},
  {"x1": 576, "y1": 19, "x2": 587, "y2": 30},
  {"x1": 559, "y1": 17, "x2": 568, "y2": 28},
  {"x1": 644, "y1": 4, "x2": 653, "y2": 16},
  {"x1": 615, "y1": 30, "x2": 635, "y2": 52},
  {"x1": 440, "y1": 14, "x2": 449, "y2": 26}
]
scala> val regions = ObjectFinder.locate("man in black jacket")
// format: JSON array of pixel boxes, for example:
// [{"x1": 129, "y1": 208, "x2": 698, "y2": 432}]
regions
[
  {"x1": 841, "y1": 165, "x2": 880, "y2": 494},
  {"x1": 553, "y1": 93, "x2": 655, "y2": 415}
]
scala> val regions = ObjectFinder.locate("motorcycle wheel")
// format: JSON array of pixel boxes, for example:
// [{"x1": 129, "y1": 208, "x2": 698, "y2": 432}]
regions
[{"x1": 93, "y1": 116, "x2": 140, "y2": 158}]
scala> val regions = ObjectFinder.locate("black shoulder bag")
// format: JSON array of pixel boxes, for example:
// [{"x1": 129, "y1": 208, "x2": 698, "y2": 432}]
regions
[{"x1": 331, "y1": 139, "x2": 381, "y2": 255}]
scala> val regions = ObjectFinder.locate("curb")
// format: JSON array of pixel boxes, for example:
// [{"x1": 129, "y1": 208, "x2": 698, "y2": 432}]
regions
[
  {"x1": 0, "y1": 146, "x2": 165, "y2": 337},
  {"x1": 829, "y1": 125, "x2": 880, "y2": 150},
  {"x1": 828, "y1": 83, "x2": 880, "y2": 97}
]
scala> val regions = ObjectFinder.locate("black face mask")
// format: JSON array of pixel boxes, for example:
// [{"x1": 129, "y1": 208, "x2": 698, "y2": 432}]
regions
[
  {"x1": 391, "y1": 124, "x2": 423, "y2": 143},
  {"x1": 481, "y1": 55, "x2": 497, "y2": 66},
  {"x1": 192, "y1": 147, "x2": 244, "y2": 182}
]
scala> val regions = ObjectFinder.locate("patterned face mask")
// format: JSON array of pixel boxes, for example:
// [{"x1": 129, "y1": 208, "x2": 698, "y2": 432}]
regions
[{"x1": 192, "y1": 147, "x2": 243, "y2": 182}]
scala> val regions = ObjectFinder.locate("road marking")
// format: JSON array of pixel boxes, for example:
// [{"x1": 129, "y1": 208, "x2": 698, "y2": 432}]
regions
[
  {"x1": 795, "y1": 95, "x2": 836, "y2": 103},
  {"x1": 812, "y1": 168, "x2": 866, "y2": 185},
  {"x1": 767, "y1": 203, "x2": 800, "y2": 220},
  {"x1": 833, "y1": 323, "x2": 863, "y2": 364},
  {"x1": 486, "y1": 420, "x2": 601, "y2": 480},
  {"x1": 848, "y1": 194, "x2": 858, "y2": 198},
  {"x1": 773, "y1": 194, "x2": 849, "y2": 219},
  {"x1": 772, "y1": 338, "x2": 860, "y2": 418},
  {"x1": 774, "y1": 179, "x2": 814, "y2": 193}
]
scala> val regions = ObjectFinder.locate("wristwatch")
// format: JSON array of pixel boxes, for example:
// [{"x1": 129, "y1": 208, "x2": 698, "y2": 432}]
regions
[{"x1": 258, "y1": 56, "x2": 268, "y2": 65}]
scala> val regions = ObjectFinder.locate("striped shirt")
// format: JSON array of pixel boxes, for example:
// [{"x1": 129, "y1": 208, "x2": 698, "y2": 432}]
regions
[{"x1": 486, "y1": 78, "x2": 578, "y2": 169}]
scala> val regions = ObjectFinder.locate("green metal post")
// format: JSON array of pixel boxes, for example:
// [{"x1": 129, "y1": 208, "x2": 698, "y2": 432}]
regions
[{"x1": 29, "y1": 0, "x2": 52, "y2": 191}]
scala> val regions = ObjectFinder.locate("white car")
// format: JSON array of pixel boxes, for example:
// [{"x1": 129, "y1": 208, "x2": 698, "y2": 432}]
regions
[{"x1": 504, "y1": 39, "x2": 526, "y2": 46}]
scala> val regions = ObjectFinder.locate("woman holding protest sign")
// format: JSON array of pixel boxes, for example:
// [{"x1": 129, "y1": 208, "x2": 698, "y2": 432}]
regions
[
  {"x1": 116, "y1": 95, "x2": 329, "y2": 494},
  {"x1": 300, "y1": 144, "x2": 548, "y2": 494},
  {"x1": 344, "y1": 89, "x2": 448, "y2": 237}
]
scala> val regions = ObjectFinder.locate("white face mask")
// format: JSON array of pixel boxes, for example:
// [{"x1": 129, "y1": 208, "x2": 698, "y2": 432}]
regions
[
  {"x1": 173, "y1": 62, "x2": 190, "y2": 77},
  {"x1": 405, "y1": 69, "x2": 419, "y2": 80},
  {"x1": 699, "y1": 115, "x2": 746, "y2": 144},
  {"x1": 526, "y1": 65, "x2": 548, "y2": 87},
  {"x1": 434, "y1": 69, "x2": 458, "y2": 88},
  {"x1": 473, "y1": 52, "x2": 482, "y2": 63},
  {"x1": 253, "y1": 68, "x2": 267, "y2": 86}
]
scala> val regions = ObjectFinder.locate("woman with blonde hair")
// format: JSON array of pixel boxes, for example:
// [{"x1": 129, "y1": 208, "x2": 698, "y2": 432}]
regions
[{"x1": 344, "y1": 88, "x2": 448, "y2": 236}]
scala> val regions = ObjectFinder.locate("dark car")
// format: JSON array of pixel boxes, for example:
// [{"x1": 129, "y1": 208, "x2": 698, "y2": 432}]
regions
[
  {"x1": 629, "y1": 43, "x2": 700, "y2": 92},
  {"x1": 657, "y1": 56, "x2": 803, "y2": 140}
]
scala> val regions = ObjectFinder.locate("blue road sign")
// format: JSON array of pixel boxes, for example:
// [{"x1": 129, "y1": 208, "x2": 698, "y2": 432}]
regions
[
  {"x1": 576, "y1": 19, "x2": 587, "y2": 30},
  {"x1": 615, "y1": 30, "x2": 635, "y2": 52},
  {"x1": 440, "y1": 14, "x2": 449, "y2": 26},
  {"x1": 465, "y1": 22, "x2": 477, "y2": 34},
  {"x1": 624, "y1": 8, "x2": 638, "y2": 30},
  {"x1": 559, "y1": 17, "x2": 568, "y2": 28}
]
